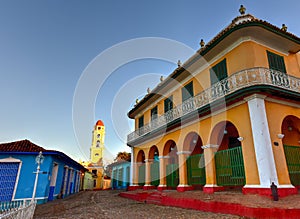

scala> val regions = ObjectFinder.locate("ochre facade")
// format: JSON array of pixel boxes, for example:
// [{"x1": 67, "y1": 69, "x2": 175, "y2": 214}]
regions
[{"x1": 127, "y1": 11, "x2": 300, "y2": 196}]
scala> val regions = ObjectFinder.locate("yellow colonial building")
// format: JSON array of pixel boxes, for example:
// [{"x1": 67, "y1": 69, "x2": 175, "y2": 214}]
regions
[
  {"x1": 81, "y1": 120, "x2": 106, "y2": 190},
  {"x1": 127, "y1": 6, "x2": 300, "y2": 197}
]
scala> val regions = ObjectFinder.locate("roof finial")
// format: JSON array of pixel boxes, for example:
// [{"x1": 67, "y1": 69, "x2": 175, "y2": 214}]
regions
[
  {"x1": 239, "y1": 5, "x2": 246, "y2": 15},
  {"x1": 281, "y1": 24, "x2": 287, "y2": 32},
  {"x1": 177, "y1": 60, "x2": 182, "y2": 67},
  {"x1": 135, "y1": 98, "x2": 139, "y2": 104},
  {"x1": 147, "y1": 87, "x2": 151, "y2": 94},
  {"x1": 200, "y1": 39, "x2": 205, "y2": 48},
  {"x1": 160, "y1": 76, "x2": 164, "y2": 82}
]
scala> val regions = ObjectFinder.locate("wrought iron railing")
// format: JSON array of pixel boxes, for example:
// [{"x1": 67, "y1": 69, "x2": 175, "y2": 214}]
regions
[
  {"x1": 215, "y1": 147, "x2": 245, "y2": 186},
  {"x1": 187, "y1": 154, "x2": 206, "y2": 185},
  {"x1": 0, "y1": 200, "x2": 36, "y2": 219},
  {"x1": 283, "y1": 145, "x2": 300, "y2": 186},
  {"x1": 128, "y1": 68, "x2": 300, "y2": 143}
]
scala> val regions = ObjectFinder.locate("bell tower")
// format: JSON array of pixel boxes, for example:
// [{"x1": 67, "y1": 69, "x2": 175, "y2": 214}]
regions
[{"x1": 90, "y1": 120, "x2": 105, "y2": 163}]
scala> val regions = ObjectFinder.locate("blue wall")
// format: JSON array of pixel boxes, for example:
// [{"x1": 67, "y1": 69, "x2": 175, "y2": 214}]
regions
[
  {"x1": 0, "y1": 152, "x2": 84, "y2": 204},
  {"x1": 111, "y1": 162, "x2": 131, "y2": 190}
]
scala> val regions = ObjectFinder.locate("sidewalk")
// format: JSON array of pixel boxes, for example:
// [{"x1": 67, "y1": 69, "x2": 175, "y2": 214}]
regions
[{"x1": 119, "y1": 189, "x2": 300, "y2": 218}]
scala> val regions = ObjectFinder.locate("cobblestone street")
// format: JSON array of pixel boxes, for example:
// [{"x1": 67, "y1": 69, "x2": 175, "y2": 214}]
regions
[{"x1": 34, "y1": 190, "x2": 242, "y2": 219}]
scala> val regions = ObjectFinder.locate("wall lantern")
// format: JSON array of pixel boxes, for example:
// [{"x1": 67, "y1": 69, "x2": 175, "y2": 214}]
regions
[
  {"x1": 237, "y1": 137, "x2": 244, "y2": 142},
  {"x1": 277, "y1": 134, "x2": 285, "y2": 139}
]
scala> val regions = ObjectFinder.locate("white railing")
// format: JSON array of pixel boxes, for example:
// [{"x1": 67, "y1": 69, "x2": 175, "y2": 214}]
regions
[
  {"x1": 0, "y1": 200, "x2": 36, "y2": 219},
  {"x1": 127, "y1": 67, "x2": 300, "y2": 143}
]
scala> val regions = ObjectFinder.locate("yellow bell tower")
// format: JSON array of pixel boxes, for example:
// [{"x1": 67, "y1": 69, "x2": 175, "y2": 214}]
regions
[{"x1": 90, "y1": 120, "x2": 105, "y2": 163}]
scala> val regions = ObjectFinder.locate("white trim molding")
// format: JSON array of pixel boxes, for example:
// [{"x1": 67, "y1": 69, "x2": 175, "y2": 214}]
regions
[
  {"x1": 201, "y1": 144, "x2": 219, "y2": 149},
  {"x1": 0, "y1": 157, "x2": 21, "y2": 163},
  {"x1": 158, "y1": 156, "x2": 170, "y2": 159},
  {"x1": 176, "y1": 151, "x2": 191, "y2": 155}
]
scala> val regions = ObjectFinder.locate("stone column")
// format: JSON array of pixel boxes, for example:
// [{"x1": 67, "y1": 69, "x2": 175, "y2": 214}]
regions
[
  {"x1": 143, "y1": 159, "x2": 156, "y2": 190},
  {"x1": 243, "y1": 94, "x2": 297, "y2": 196},
  {"x1": 130, "y1": 147, "x2": 134, "y2": 186},
  {"x1": 177, "y1": 151, "x2": 193, "y2": 192},
  {"x1": 158, "y1": 156, "x2": 168, "y2": 191},
  {"x1": 246, "y1": 94, "x2": 278, "y2": 186},
  {"x1": 202, "y1": 144, "x2": 224, "y2": 193},
  {"x1": 128, "y1": 162, "x2": 143, "y2": 191}
]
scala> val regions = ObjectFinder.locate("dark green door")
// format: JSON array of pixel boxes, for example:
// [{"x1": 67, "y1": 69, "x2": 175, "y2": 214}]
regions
[
  {"x1": 150, "y1": 161, "x2": 160, "y2": 186},
  {"x1": 187, "y1": 154, "x2": 206, "y2": 185},
  {"x1": 283, "y1": 145, "x2": 300, "y2": 186},
  {"x1": 215, "y1": 147, "x2": 245, "y2": 186},
  {"x1": 138, "y1": 165, "x2": 145, "y2": 186},
  {"x1": 166, "y1": 163, "x2": 179, "y2": 188}
]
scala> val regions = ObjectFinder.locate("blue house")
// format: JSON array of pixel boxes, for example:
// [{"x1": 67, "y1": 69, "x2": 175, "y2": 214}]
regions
[
  {"x1": 110, "y1": 161, "x2": 131, "y2": 190},
  {"x1": 0, "y1": 139, "x2": 86, "y2": 204}
]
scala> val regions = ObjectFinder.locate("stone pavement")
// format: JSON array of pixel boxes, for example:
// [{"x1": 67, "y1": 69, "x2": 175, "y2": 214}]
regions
[{"x1": 33, "y1": 190, "x2": 242, "y2": 219}]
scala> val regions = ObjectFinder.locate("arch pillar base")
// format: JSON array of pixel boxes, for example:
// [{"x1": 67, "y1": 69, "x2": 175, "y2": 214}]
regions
[
  {"x1": 177, "y1": 185, "x2": 194, "y2": 192},
  {"x1": 242, "y1": 185, "x2": 298, "y2": 197},
  {"x1": 143, "y1": 185, "x2": 156, "y2": 190},
  {"x1": 127, "y1": 185, "x2": 143, "y2": 191},
  {"x1": 203, "y1": 185, "x2": 224, "y2": 194},
  {"x1": 157, "y1": 185, "x2": 168, "y2": 191}
]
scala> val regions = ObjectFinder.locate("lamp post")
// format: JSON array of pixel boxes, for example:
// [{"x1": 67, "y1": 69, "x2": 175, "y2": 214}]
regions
[{"x1": 31, "y1": 151, "x2": 44, "y2": 203}]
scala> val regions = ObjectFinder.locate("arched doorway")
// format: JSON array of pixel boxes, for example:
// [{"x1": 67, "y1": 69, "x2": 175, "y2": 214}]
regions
[
  {"x1": 136, "y1": 150, "x2": 145, "y2": 186},
  {"x1": 149, "y1": 146, "x2": 160, "y2": 186},
  {"x1": 211, "y1": 121, "x2": 245, "y2": 187},
  {"x1": 282, "y1": 115, "x2": 300, "y2": 186},
  {"x1": 163, "y1": 140, "x2": 179, "y2": 188},
  {"x1": 183, "y1": 132, "x2": 205, "y2": 187}
]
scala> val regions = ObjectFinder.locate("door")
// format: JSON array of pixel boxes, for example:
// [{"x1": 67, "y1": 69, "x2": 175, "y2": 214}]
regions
[
  {"x1": 48, "y1": 163, "x2": 58, "y2": 201},
  {"x1": 0, "y1": 162, "x2": 20, "y2": 201}
]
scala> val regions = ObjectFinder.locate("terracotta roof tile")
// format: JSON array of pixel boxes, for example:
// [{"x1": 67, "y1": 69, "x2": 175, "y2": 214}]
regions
[
  {"x1": 0, "y1": 139, "x2": 47, "y2": 152},
  {"x1": 197, "y1": 14, "x2": 300, "y2": 54}
]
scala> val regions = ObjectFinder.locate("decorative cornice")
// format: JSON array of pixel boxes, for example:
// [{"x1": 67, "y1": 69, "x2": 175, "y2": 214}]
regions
[
  {"x1": 144, "y1": 159, "x2": 154, "y2": 163},
  {"x1": 158, "y1": 156, "x2": 170, "y2": 159},
  {"x1": 244, "y1": 94, "x2": 267, "y2": 101},
  {"x1": 201, "y1": 144, "x2": 219, "y2": 149},
  {"x1": 176, "y1": 151, "x2": 192, "y2": 155}
]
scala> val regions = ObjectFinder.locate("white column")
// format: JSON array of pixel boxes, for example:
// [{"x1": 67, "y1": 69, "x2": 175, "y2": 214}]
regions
[
  {"x1": 246, "y1": 94, "x2": 278, "y2": 187},
  {"x1": 130, "y1": 147, "x2": 134, "y2": 186}
]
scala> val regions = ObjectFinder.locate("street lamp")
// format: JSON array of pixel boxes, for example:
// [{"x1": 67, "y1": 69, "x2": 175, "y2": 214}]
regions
[{"x1": 31, "y1": 151, "x2": 44, "y2": 203}]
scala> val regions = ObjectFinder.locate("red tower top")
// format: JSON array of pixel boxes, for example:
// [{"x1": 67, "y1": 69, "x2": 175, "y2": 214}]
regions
[{"x1": 95, "y1": 120, "x2": 104, "y2": 126}]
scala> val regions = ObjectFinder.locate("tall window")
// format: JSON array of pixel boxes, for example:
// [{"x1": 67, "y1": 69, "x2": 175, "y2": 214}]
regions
[
  {"x1": 164, "y1": 96, "x2": 173, "y2": 113},
  {"x1": 182, "y1": 81, "x2": 194, "y2": 102},
  {"x1": 138, "y1": 115, "x2": 144, "y2": 129},
  {"x1": 210, "y1": 58, "x2": 228, "y2": 85},
  {"x1": 151, "y1": 106, "x2": 158, "y2": 121},
  {"x1": 267, "y1": 51, "x2": 286, "y2": 73}
]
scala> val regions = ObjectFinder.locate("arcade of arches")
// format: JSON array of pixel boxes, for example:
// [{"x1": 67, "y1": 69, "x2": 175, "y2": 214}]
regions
[{"x1": 130, "y1": 99, "x2": 300, "y2": 197}]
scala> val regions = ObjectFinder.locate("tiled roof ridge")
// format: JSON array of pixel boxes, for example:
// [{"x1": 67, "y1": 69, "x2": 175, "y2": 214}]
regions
[
  {"x1": 0, "y1": 139, "x2": 47, "y2": 152},
  {"x1": 197, "y1": 13, "x2": 300, "y2": 54}
]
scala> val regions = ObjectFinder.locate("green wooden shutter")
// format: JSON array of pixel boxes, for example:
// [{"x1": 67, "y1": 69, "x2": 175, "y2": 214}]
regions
[
  {"x1": 164, "y1": 96, "x2": 173, "y2": 113},
  {"x1": 182, "y1": 81, "x2": 194, "y2": 102},
  {"x1": 267, "y1": 51, "x2": 286, "y2": 73},
  {"x1": 151, "y1": 106, "x2": 158, "y2": 120},
  {"x1": 210, "y1": 59, "x2": 228, "y2": 85},
  {"x1": 138, "y1": 115, "x2": 144, "y2": 128}
]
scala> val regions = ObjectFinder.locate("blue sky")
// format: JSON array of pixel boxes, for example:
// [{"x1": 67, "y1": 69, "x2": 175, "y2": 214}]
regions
[{"x1": 0, "y1": 0, "x2": 299, "y2": 163}]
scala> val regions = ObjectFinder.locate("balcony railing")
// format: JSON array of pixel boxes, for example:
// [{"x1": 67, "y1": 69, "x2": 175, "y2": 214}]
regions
[{"x1": 127, "y1": 67, "x2": 300, "y2": 143}]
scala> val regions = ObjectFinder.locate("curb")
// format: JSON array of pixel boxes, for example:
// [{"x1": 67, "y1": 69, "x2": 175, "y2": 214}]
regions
[{"x1": 119, "y1": 191, "x2": 300, "y2": 218}]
